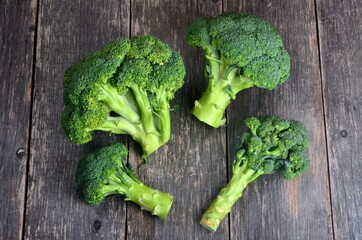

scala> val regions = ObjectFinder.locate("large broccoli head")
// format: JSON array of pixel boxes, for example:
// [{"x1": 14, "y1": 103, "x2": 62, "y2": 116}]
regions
[
  {"x1": 187, "y1": 12, "x2": 291, "y2": 127},
  {"x1": 76, "y1": 142, "x2": 174, "y2": 219},
  {"x1": 62, "y1": 36, "x2": 186, "y2": 157}
]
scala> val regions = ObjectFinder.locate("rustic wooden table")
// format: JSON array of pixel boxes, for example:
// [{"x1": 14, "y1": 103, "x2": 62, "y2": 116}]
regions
[{"x1": 1, "y1": 0, "x2": 361, "y2": 239}]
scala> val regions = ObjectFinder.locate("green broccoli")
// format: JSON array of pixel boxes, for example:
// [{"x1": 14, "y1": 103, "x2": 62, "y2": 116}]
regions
[
  {"x1": 187, "y1": 13, "x2": 291, "y2": 127},
  {"x1": 76, "y1": 143, "x2": 173, "y2": 219},
  {"x1": 62, "y1": 36, "x2": 186, "y2": 157},
  {"x1": 200, "y1": 116, "x2": 309, "y2": 231}
]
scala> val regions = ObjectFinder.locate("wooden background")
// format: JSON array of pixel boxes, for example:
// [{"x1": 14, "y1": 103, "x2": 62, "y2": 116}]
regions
[{"x1": 1, "y1": 0, "x2": 361, "y2": 239}]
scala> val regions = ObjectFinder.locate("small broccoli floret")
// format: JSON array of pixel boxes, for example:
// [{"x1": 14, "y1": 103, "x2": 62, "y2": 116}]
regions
[
  {"x1": 61, "y1": 36, "x2": 186, "y2": 157},
  {"x1": 200, "y1": 116, "x2": 309, "y2": 232},
  {"x1": 76, "y1": 143, "x2": 174, "y2": 219},
  {"x1": 187, "y1": 13, "x2": 291, "y2": 127}
]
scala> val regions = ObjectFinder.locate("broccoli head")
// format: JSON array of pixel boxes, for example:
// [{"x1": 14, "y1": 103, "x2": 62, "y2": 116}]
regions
[
  {"x1": 200, "y1": 116, "x2": 309, "y2": 231},
  {"x1": 76, "y1": 143, "x2": 174, "y2": 219},
  {"x1": 187, "y1": 13, "x2": 291, "y2": 127},
  {"x1": 62, "y1": 36, "x2": 186, "y2": 157}
]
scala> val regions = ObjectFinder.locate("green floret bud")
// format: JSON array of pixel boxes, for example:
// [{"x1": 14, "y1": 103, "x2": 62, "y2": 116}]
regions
[
  {"x1": 128, "y1": 35, "x2": 172, "y2": 64},
  {"x1": 112, "y1": 58, "x2": 153, "y2": 93},
  {"x1": 187, "y1": 12, "x2": 291, "y2": 127},
  {"x1": 200, "y1": 116, "x2": 309, "y2": 231},
  {"x1": 244, "y1": 117, "x2": 261, "y2": 135},
  {"x1": 186, "y1": 17, "x2": 212, "y2": 49},
  {"x1": 76, "y1": 143, "x2": 174, "y2": 219},
  {"x1": 61, "y1": 36, "x2": 186, "y2": 157},
  {"x1": 283, "y1": 151, "x2": 310, "y2": 180}
]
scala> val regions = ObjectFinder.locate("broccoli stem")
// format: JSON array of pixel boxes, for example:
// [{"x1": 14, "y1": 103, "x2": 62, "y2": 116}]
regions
[
  {"x1": 191, "y1": 75, "x2": 253, "y2": 128},
  {"x1": 106, "y1": 172, "x2": 173, "y2": 219},
  {"x1": 192, "y1": 49, "x2": 253, "y2": 128},
  {"x1": 157, "y1": 107, "x2": 171, "y2": 143},
  {"x1": 96, "y1": 117, "x2": 137, "y2": 135},
  {"x1": 191, "y1": 84, "x2": 231, "y2": 127},
  {"x1": 97, "y1": 84, "x2": 171, "y2": 156},
  {"x1": 130, "y1": 86, "x2": 171, "y2": 157},
  {"x1": 96, "y1": 117, "x2": 169, "y2": 157},
  {"x1": 200, "y1": 167, "x2": 262, "y2": 231},
  {"x1": 133, "y1": 128, "x2": 168, "y2": 157},
  {"x1": 99, "y1": 84, "x2": 140, "y2": 124},
  {"x1": 130, "y1": 84, "x2": 156, "y2": 134},
  {"x1": 125, "y1": 183, "x2": 174, "y2": 219}
]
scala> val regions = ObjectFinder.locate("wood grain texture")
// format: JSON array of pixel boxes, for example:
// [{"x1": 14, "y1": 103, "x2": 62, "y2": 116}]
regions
[
  {"x1": 0, "y1": 0, "x2": 36, "y2": 239},
  {"x1": 1, "y1": 0, "x2": 360, "y2": 239},
  {"x1": 224, "y1": 1, "x2": 333, "y2": 239},
  {"x1": 24, "y1": 0, "x2": 130, "y2": 239},
  {"x1": 127, "y1": 0, "x2": 229, "y2": 239},
  {"x1": 316, "y1": 0, "x2": 362, "y2": 239}
]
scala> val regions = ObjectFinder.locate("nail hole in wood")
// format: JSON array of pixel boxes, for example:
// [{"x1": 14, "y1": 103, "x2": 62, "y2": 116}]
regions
[
  {"x1": 17, "y1": 148, "x2": 26, "y2": 159},
  {"x1": 340, "y1": 130, "x2": 348, "y2": 138},
  {"x1": 93, "y1": 220, "x2": 102, "y2": 231}
]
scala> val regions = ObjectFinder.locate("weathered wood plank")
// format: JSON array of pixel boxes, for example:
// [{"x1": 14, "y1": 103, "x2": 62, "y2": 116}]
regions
[
  {"x1": 316, "y1": 0, "x2": 362, "y2": 239},
  {"x1": 127, "y1": 0, "x2": 229, "y2": 239},
  {"x1": 0, "y1": 0, "x2": 36, "y2": 239},
  {"x1": 24, "y1": 0, "x2": 130, "y2": 239},
  {"x1": 224, "y1": 1, "x2": 332, "y2": 239}
]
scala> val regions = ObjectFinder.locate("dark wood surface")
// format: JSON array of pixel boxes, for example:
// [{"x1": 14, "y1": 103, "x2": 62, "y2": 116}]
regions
[
  {"x1": 0, "y1": 0, "x2": 360, "y2": 239},
  {"x1": 0, "y1": 0, "x2": 36, "y2": 239},
  {"x1": 316, "y1": 0, "x2": 362, "y2": 239}
]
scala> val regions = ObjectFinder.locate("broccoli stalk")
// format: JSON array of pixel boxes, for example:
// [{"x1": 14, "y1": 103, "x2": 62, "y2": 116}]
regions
[
  {"x1": 200, "y1": 167, "x2": 260, "y2": 231},
  {"x1": 102, "y1": 174, "x2": 172, "y2": 219},
  {"x1": 187, "y1": 13, "x2": 291, "y2": 127},
  {"x1": 62, "y1": 36, "x2": 185, "y2": 157},
  {"x1": 94, "y1": 84, "x2": 171, "y2": 156},
  {"x1": 192, "y1": 51, "x2": 253, "y2": 127},
  {"x1": 76, "y1": 143, "x2": 173, "y2": 219},
  {"x1": 200, "y1": 116, "x2": 310, "y2": 231}
]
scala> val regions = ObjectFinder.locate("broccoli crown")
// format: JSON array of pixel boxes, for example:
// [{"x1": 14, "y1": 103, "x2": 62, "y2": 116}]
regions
[
  {"x1": 111, "y1": 36, "x2": 184, "y2": 96},
  {"x1": 61, "y1": 36, "x2": 186, "y2": 149},
  {"x1": 187, "y1": 12, "x2": 290, "y2": 89},
  {"x1": 76, "y1": 143, "x2": 139, "y2": 205},
  {"x1": 234, "y1": 116, "x2": 309, "y2": 180}
]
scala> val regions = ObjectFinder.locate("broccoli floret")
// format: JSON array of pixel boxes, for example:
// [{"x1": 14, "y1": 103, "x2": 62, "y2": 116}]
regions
[
  {"x1": 61, "y1": 36, "x2": 186, "y2": 157},
  {"x1": 200, "y1": 116, "x2": 309, "y2": 231},
  {"x1": 187, "y1": 13, "x2": 291, "y2": 127},
  {"x1": 76, "y1": 143, "x2": 174, "y2": 219}
]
